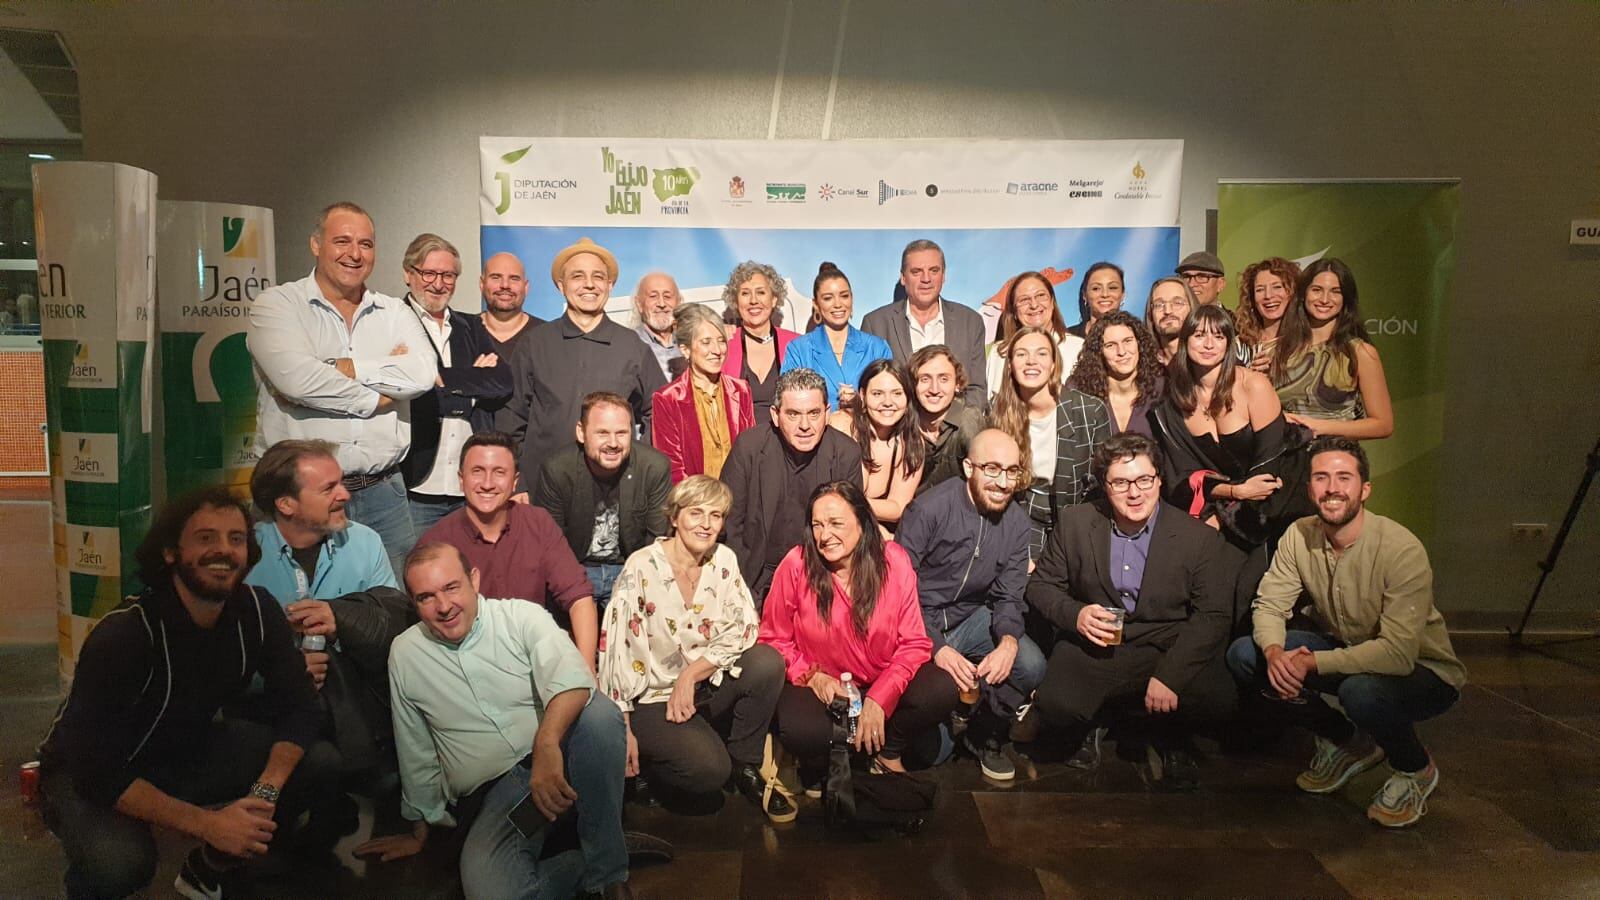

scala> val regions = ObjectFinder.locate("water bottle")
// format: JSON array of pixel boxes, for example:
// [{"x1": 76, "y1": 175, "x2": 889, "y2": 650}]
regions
[
  {"x1": 841, "y1": 672, "x2": 863, "y2": 741},
  {"x1": 299, "y1": 633, "x2": 327, "y2": 652}
]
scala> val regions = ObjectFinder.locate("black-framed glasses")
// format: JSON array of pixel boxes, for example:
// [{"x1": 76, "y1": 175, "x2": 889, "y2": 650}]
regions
[
  {"x1": 972, "y1": 462, "x2": 1028, "y2": 484},
  {"x1": 1182, "y1": 272, "x2": 1220, "y2": 284},
  {"x1": 1106, "y1": 474, "x2": 1158, "y2": 493},
  {"x1": 410, "y1": 267, "x2": 460, "y2": 284}
]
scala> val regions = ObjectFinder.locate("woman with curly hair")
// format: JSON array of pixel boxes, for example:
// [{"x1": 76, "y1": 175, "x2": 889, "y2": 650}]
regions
[
  {"x1": 1271, "y1": 258, "x2": 1394, "y2": 440},
  {"x1": 1234, "y1": 257, "x2": 1301, "y2": 376},
  {"x1": 1067, "y1": 309, "x2": 1163, "y2": 438},
  {"x1": 828, "y1": 358, "x2": 926, "y2": 534},
  {"x1": 721, "y1": 260, "x2": 798, "y2": 421},
  {"x1": 982, "y1": 271, "x2": 1085, "y2": 401}
]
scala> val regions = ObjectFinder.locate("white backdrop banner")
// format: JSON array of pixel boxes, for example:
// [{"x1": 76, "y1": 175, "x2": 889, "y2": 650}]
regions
[{"x1": 478, "y1": 138, "x2": 1183, "y2": 329}]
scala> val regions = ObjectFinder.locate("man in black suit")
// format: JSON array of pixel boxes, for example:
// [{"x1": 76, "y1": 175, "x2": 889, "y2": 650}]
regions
[
  {"x1": 861, "y1": 239, "x2": 988, "y2": 409},
  {"x1": 720, "y1": 368, "x2": 862, "y2": 604},
  {"x1": 399, "y1": 234, "x2": 514, "y2": 534},
  {"x1": 1025, "y1": 432, "x2": 1236, "y2": 789},
  {"x1": 533, "y1": 391, "x2": 672, "y2": 613}
]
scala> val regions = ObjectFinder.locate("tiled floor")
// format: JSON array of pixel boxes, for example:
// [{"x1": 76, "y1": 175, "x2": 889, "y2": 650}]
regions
[{"x1": 4, "y1": 635, "x2": 1600, "y2": 898}]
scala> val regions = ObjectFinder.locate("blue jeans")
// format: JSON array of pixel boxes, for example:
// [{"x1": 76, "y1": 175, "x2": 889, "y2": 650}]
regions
[
  {"x1": 407, "y1": 492, "x2": 462, "y2": 536},
  {"x1": 1226, "y1": 631, "x2": 1459, "y2": 773},
  {"x1": 459, "y1": 695, "x2": 629, "y2": 900},
  {"x1": 939, "y1": 606, "x2": 1048, "y2": 721},
  {"x1": 344, "y1": 471, "x2": 416, "y2": 584},
  {"x1": 585, "y1": 563, "x2": 624, "y2": 614}
]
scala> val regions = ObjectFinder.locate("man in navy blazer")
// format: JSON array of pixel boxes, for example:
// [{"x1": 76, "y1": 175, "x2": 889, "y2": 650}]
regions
[
  {"x1": 398, "y1": 234, "x2": 514, "y2": 534},
  {"x1": 1025, "y1": 432, "x2": 1237, "y2": 790},
  {"x1": 861, "y1": 239, "x2": 988, "y2": 410}
]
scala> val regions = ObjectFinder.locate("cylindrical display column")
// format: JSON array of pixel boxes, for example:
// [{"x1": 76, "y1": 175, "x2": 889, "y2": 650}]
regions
[
  {"x1": 34, "y1": 162, "x2": 158, "y2": 683},
  {"x1": 156, "y1": 201, "x2": 276, "y2": 501}
]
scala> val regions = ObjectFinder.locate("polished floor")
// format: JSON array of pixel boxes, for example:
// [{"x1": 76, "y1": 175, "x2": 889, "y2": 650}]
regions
[{"x1": 5, "y1": 633, "x2": 1600, "y2": 898}]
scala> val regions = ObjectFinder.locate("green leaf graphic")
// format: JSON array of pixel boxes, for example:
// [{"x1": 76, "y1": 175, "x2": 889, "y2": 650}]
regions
[{"x1": 501, "y1": 146, "x2": 531, "y2": 165}]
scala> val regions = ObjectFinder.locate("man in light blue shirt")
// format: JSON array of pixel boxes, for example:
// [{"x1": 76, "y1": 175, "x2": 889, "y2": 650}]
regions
[{"x1": 355, "y1": 542, "x2": 630, "y2": 900}]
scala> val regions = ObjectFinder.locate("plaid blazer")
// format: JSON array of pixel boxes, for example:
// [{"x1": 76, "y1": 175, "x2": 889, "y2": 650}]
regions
[{"x1": 1020, "y1": 389, "x2": 1112, "y2": 559}]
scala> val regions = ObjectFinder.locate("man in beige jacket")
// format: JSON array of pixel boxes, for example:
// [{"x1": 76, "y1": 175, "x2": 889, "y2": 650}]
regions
[{"x1": 1226, "y1": 436, "x2": 1464, "y2": 829}]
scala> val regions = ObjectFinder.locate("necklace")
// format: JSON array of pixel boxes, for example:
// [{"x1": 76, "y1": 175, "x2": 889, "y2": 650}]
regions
[{"x1": 745, "y1": 327, "x2": 775, "y2": 345}]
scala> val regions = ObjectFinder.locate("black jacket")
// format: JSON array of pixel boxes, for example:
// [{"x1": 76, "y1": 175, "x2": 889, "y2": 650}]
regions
[
  {"x1": 318, "y1": 586, "x2": 417, "y2": 771},
  {"x1": 533, "y1": 444, "x2": 673, "y2": 563},
  {"x1": 719, "y1": 425, "x2": 863, "y2": 584},
  {"x1": 39, "y1": 583, "x2": 321, "y2": 807},
  {"x1": 1025, "y1": 500, "x2": 1230, "y2": 693},
  {"x1": 401, "y1": 302, "x2": 514, "y2": 490}
]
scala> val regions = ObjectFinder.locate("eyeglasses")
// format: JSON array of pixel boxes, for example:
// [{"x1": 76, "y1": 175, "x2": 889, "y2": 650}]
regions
[
  {"x1": 1182, "y1": 272, "x2": 1220, "y2": 284},
  {"x1": 410, "y1": 267, "x2": 460, "y2": 284},
  {"x1": 1106, "y1": 474, "x2": 1158, "y2": 493},
  {"x1": 1149, "y1": 299, "x2": 1189, "y2": 312},
  {"x1": 971, "y1": 462, "x2": 1028, "y2": 484}
]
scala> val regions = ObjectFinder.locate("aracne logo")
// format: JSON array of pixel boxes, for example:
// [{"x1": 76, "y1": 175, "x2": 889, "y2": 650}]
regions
[{"x1": 222, "y1": 217, "x2": 259, "y2": 258}]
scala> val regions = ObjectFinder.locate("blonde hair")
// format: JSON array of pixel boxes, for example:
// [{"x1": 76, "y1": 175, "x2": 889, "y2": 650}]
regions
[{"x1": 665, "y1": 474, "x2": 733, "y2": 526}]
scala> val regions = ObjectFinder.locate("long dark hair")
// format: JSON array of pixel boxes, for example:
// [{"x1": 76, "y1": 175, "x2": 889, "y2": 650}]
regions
[
  {"x1": 847, "y1": 359, "x2": 926, "y2": 478},
  {"x1": 1166, "y1": 304, "x2": 1240, "y2": 419},
  {"x1": 1075, "y1": 260, "x2": 1125, "y2": 329},
  {"x1": 802, "y1": 480, "x2": 887, "y2": 637},
  {"x1": 1068, "y1": 310, "x2": 1163, "y2": 407},
  {"x1": 136, "y1": 486, "x2": 261, "y2": 588},
  {"x1": 1274, "y1": 258, "x2": 1370, "y2": 381}
]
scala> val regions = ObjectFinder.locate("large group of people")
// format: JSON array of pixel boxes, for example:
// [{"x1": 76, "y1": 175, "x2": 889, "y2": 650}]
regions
[{"x1": 35, "y1": 201, "x2": 1462, "y2": 900}]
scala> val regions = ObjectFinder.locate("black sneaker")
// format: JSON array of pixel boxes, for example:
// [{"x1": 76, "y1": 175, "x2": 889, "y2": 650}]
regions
[
  {"x1": 1066, "y1": 727, "x2": 1104, "y2": 770},
  {"x1": 623, "y1": 830, "x2": 674, "y2": 863},
  {"x1": 1154, "y1": 746, "x2": 1200, "y2": 793},
  {"x1": 965, "y1": 733, "x2": 1016, "y2": 781},
  {"x1": 174, "y1": 847, "x2": 224, "y2": 900},
  {"x1": 1009, "y1": 702, "x2": 1041, "y2": 745},
  {"x1": 800, "y1": 764, "x2": 826, "y2": 799}
]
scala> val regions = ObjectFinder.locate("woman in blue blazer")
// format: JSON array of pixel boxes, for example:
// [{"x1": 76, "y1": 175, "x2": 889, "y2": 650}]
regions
[{"x1": 779, "y1": 262, "x2": 892, "y2": 410}]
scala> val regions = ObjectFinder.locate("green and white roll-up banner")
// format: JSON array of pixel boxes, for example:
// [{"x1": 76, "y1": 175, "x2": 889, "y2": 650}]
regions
[
  {"x1": 1217, "y1": 179, "x2": 1460, "y2": 545},
  {"x1": 156, "y1": 202, "x2": 275, "y2": 502},
  {"x1": 34, "y1": 162, "x2": 158, "y2": 682}
]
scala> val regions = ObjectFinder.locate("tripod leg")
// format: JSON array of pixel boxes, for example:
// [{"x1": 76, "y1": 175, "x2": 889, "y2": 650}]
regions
[{"x1": 1511, "y1": 439, "x2": 1600, "y2": 640}]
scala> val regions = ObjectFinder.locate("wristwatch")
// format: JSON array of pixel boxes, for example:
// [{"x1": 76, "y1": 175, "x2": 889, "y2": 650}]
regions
[{"x1": 249, "y1": 781, "x2": 281, "y2": 804}]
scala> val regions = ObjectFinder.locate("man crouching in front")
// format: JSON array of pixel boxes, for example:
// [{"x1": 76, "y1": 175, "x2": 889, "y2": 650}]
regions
[{"x1": 355, "y1": 542, "x2": 632, "y2": 899}]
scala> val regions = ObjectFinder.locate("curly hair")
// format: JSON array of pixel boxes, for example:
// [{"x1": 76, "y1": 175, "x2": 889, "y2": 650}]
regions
[
  {"x1": 1234, "y1": 256, "x2": 1302, "y2": 353},
  {"x1": 1067, "y1": 310, "x2": 1163, "y2": 408},
  {"x1": 995, "y1": 271, "x2": 1069, "y2": 351},
  {"x1": 988, "y1": 326, "x2": 1063, "y2": 480},
  {"x1": 136, "y1": 486, "x2": 260, "y2": 589},
  {"x1": 719, "y1": 260, "x2": 788, "y2": 325}
]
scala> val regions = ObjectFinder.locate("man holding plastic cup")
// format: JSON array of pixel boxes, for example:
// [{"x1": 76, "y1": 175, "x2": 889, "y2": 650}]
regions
[{"x1": 1025, "y1": 433, "x2": 1236, "y2": 790}]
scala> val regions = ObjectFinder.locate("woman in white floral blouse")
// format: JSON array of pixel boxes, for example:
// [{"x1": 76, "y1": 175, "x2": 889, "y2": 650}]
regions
[{"x1": 598, "y1": 475, "x2": 794, "y2": 822}]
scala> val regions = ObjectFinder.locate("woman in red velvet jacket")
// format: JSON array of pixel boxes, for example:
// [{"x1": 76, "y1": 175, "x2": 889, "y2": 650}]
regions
[{"x1": 653, "y1": 303, "x2": 756, "y2": 482}]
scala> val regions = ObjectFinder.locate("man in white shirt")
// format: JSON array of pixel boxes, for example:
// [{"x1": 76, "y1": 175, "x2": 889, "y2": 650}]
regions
[
  {"x1": 354, "y1": 542, "x2": 631, "y2": 900},
  {"x1": 247, "y1": 201, "x2": 437, "y2": 581},
  {"x1": 861, "y1": 239, "x2": 988, "y2": 408},
  {"x1": 397, "y1": 234, "x2": 513, "y2": 534}
]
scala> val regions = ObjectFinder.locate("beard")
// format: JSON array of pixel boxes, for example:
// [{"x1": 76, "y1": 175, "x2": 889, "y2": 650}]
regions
[
  {"x1": 173, "y1": 553, "x2": 243, "y2": 604},
  {"x1": 1316, "y1": 493, "x2": 1361, "y2": 528}
]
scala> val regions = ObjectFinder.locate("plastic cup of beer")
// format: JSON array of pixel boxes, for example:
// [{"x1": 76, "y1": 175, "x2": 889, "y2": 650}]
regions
[
  {"x1": 1104, "y1": 607, "x2": 1126, "y2": 646},
  {"x1": 959, "y1": 683, "x2": 981, "y2": 706}
]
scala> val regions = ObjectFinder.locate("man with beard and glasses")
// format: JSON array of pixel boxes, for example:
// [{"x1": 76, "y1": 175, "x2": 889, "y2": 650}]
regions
[
  {"x1": 1227, "y1": 437, "x2": 1465, "y2": 828},
  {"x1": 631, "y1": 272, "x2": 683, "y2": 380},
  {"x1": 898, "y1": 429, "x2": 1044, "y2": 781},
  {"x1": 245, "y1": 440, "x2": 413, "y2": 784},
  {"x1": 37, "y1": 487, "x2": 338, "y2": 900},
  {"x1": 533, "y1": 392, "x2": 671, "y2": 615},
  {"x1": 400, "y1": 234, "x2": 513, "y2": 534},
  {"x1": 247, "y1": 202, "x2": 437, "y2": 583}
]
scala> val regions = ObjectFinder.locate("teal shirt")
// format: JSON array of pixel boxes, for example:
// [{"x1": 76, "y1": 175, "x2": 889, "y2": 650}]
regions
[
  {"x1": 388, "y1": 597, "x2": 595, "y2": 825},
  {"x1": 245, "y1": 520, "x2": 398, "y2": 607}
]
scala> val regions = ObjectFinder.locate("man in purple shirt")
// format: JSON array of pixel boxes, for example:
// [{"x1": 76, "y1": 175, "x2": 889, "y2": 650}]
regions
[
  {"x1": 419, "y1": 431, "x2": 599, "y2": 668},
  {"x1": 1024, "y1": 433, "x2": 1235, "y2": 790}
]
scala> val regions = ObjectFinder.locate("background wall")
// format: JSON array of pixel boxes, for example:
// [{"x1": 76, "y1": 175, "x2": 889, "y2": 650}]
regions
[{"x1": 9, "y1": 0, "x2": 1600, "y2": 624}]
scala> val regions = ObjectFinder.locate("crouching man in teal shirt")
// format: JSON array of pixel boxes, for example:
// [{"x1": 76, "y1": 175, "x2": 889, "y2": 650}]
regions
[{"x1": 355, "y1": 542, "x2": 631, "y2": 900}]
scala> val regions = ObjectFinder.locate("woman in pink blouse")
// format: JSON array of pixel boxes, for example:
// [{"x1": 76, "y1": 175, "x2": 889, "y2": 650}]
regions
[{"x1": 759, "y1": 480, "x2": 959, "y2": 779}]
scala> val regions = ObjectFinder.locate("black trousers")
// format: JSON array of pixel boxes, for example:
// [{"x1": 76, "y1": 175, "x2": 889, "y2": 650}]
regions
[
  {"x1": 1034, "y1": 636, "x2": 1238, "y2": 750},
  {"x1": 41, "y1": 718, "x2": 341, "y2": 900},
  {"x1": 627, "y1": 644, "x2": 784, "y2": 795},
  {"x1": 774, "y1": 660, "x2": 960, "y2": 764}
]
